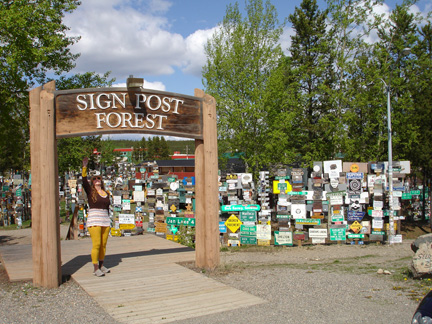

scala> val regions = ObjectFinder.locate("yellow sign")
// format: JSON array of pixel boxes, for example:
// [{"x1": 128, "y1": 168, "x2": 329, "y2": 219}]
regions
[
  {"x1": 166, "y1": 235, "x2": 178, "y2": 242},
  {"x1": 225, "y1": 214, "x2": 242, "y2": 233},
  {"x1": 119, "y1": 224, "x2": 135, "y2": 230},
  {"x1": 272, "y1": 180, "x2": 292, "y2": 194},
  {"x1": 110, "y1": 228, "x2": 122, "y2": 236},
  {"x1": 350, "y1": 221, "x2": 363, "y2": 233},
  {"x1": 350, "y1": 163, "x2": 360, "y2": 172},
  {"x1": 257, "y1": 239, "x2": 271, "y2": 246},
  {"x1": 385, "y1": 223, "x2": 397, "y2": 231},
  {"x1": 170, "y1": 204, "x2": 177, "y2": 213},
  {"x1": 155, "y1": 222, "x2": 168, "y2": 233}
]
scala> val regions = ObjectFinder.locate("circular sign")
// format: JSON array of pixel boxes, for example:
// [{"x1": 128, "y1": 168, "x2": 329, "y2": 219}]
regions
[
  {"x1": 170, "y1": 182, "x2": 179, "y2": 191},
  {"x1": 349, "y1": 179, "x2": 361, "y2": 192},
  {"x1": 350, "y1": 164, "x2": 359, "y2": 172},
  {"x1": 313, "y1": 165, "x2": 320, "y2": 172}
]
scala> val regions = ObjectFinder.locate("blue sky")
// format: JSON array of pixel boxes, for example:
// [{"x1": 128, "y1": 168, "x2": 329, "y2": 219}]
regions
[{"x1": 62, "y1": 0, "x2": 431, "y2": 140}]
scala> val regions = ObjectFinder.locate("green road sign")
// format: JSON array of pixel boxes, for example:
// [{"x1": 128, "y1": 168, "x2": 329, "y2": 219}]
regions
[
  {"x1": 240, "y1": 225, "x2": 256, "y2": 236},
  {"x1": 221, "y1": 204, "x2": 261, "y2": 212},
  {"x1": 330, "y1": 227, "x2": 346, "y2": 241},
  {"x1": 240, "y1": 211, "x2": 257, "y2": 222},
  {"x1": 295, "y1": 219, "x2": 321, "y2": 225},
  {"x1": 347, "y1": 233, "x2": 364, "y2": 239},
  {"x1": 240, "y1": 236, "x2": 257, "y2": 245},
  {"x1": 274, "y1": 231, "x2": 293, "y2": 246}
]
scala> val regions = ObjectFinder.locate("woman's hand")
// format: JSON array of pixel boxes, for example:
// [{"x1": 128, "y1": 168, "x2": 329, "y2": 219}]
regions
[{"x1": 83, "y1": 157, "x2": 88, "y2": 167}]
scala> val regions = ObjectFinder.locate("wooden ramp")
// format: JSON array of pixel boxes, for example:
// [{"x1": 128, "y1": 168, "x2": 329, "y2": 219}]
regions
[{"x1": 0, "y1": 233, "x2": 265, "y2": 323}]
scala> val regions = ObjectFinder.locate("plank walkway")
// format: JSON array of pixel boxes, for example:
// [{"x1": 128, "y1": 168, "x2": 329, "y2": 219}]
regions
[{"x1": 0, "y1": 233, "x2": 265, "y2": 323}]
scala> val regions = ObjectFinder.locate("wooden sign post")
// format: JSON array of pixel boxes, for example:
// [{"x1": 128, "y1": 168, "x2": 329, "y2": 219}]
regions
[
  {"x1": 29, "y1": 81, "x2": 61, "y2": 288},
  {"x1": 29, "y1": 81, "x2": 219, "y2": 287}
]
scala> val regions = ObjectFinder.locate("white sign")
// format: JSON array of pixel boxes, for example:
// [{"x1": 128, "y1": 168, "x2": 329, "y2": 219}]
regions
[
  {"x1": 373, "y1": 200, "x2": 384, "y2": 208},
  {"x1": 330, "y1": 195, "x2": 343, "y2": 205},
  {"x1": 291, "y1": 204, "x2": 306, "y2": 219},
  {"x1": 256, "y1": 224, "x2": 271, "y2": 240},
  {"x1": 133, "y1": 190, "x2": 145, "y2": 202},
  {"x1": 371, "y1": 210, "x2": 383, "y2": 217},
  {"x1": 372, "y1": 218, "x2": 384, "y2": 229},
  {"x1": 312, "y1": 237, "x2": 326, "y2": 244},
  {"x1": 324, "y1": 160, "x2": 342, "y2": 179},
  {"x1": 113, "y1": 196, "x2": 122, "y2": 205},
  {"x1": 309, "y1": 228, "x2": 328, "y2": 238},
  {"x1": 122, "y1": 199, "x2": 131, "y2": 210},
  {"x1": 274, "y1": 231, "x2": 293, "y2": 245},
  {"x1": 119, "y1": 213, "x2": 135, "y2": 224},
  {"x1": 389, "y1": 234, "x2": 403, "y2": 244}
]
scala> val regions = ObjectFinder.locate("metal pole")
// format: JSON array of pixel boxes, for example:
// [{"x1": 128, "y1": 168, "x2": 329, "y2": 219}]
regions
[{"x1": 387, "y1": 84, "x2": 395, "y2": 238}]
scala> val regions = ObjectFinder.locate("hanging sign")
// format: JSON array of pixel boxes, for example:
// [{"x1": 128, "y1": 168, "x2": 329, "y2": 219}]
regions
[{"x1": 55, "y1": 89, "x2": 203, "y2": 139}]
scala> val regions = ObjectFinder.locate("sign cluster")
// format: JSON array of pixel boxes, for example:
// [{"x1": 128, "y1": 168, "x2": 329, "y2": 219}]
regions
[{"x1": 218, "y1": 160, "x2": 429, "y2": 246}]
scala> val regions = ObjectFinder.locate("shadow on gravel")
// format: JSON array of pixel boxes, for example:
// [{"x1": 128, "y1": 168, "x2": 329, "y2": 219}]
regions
[{"x1": 62, "y1": 246, "x2": 194, "y2": 276}]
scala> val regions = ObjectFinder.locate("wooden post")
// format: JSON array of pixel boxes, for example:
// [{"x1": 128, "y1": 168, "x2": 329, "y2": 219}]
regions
[
  {"x1": 194, "y1": 89, "x2": 220, "y2": 269},
  {"x1": 29, "y1": 81, "x2": 61, "y2": 288}
]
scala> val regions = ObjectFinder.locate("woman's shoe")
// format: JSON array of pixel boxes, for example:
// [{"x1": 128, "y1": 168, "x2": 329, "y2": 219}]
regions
[
  {"x1": 94, "y1": 269, "x2": 105, "y2": 277},
  {"x1": 100, "y1": 265, "x2": 111, "y2": 274}
]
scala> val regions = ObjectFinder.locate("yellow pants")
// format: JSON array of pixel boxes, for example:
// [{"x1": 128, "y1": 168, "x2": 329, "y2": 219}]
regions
[{"x1": 88, "y1": 226, "x2": 110, "y2": 264}]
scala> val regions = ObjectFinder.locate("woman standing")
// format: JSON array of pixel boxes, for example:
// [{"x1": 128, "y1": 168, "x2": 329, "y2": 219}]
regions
[{"x1": 82, "y1": 157, "x2": 111, "y2": 277}]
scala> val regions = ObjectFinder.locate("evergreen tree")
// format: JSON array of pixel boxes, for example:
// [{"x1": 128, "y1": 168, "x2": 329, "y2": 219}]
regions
[
  {"x1": 159, "y1": 137, "x2": 171, "y2": 160},
  {"x1": 287, "y1": 0, "x2": 336, "y2": 164}
]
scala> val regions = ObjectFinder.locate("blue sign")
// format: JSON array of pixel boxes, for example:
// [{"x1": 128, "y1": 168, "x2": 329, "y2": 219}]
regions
[
  {"x1": 182, "y1": 176, "x2": 195, "y2": 186},
  {"x1": 135, "y1": 206, "x2": 143, "y2": 212},
  {"x1": 219, "y1": 221, "x2": 227, "y2": 233},
  {"x1": 347, "y1": 211, "x2": 365, "y2": 221}
]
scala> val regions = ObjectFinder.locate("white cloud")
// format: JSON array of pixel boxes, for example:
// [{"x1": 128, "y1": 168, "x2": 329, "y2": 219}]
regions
[
  {"x1": 181, "y1": 27, "x2": 218, "y2": 76},
  {"x1": 280, "y1": 26, "x2": 295, "y2": 55},
  {"x1": 63, "y1": 0, "x2": 214, "y2": 83}
]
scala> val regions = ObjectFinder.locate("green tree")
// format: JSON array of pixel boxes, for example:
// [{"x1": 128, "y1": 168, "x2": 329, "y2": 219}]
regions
[
  {"x1": 146, "y1": 137, "x2": 158, "y2": 161},
  {"x1": 0, "y1": 0, "x2": 80, "y2": 173},
  {"x1": 203, "y1": 0, "x2": 284, "y2": 176},
  {"x1": 55, "y1": 72, "x2": 116, "y2": 174},
  {"x1": 286, "y1": 0, "x2": 336, "y2": 164},
  {"x1": 374, "y1": 4, "x2": 419, "y2": 162},
  {"x1": 325, "y1": 0, "x2": 384, "y2": 160},
  {"x1": 132, "y1": 137, "x2": 148, "y2": 163},
  {"x1": 158, "y1": 137, "x2": 171, "y2": 160}
]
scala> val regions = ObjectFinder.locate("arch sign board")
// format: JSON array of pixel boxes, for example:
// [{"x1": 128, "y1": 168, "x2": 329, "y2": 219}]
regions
[
  {"x1": 55, "y1": 88, "x2": 203, "y2": 139},
  {"x1": 29, "y1": 81, "x2": 219, "y2": 288}
]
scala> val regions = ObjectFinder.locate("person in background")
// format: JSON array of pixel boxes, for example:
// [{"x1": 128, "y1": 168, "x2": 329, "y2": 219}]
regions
[{"x1": 82, "y1": 157, "x2": 111, "y2": 277}]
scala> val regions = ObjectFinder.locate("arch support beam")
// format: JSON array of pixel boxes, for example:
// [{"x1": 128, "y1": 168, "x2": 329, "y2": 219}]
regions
[
  {"x1": 29, "y1": 81, "x2": 61, "y2": 288},
  {"x1": 194, "y1": 89, "x2": 220, "y2": 269}
]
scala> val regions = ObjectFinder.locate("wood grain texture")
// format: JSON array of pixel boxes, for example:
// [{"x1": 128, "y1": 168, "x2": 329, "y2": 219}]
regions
[
  {"x1": 0, "y1": 234, "x2": 265, "y2": 323},
  {"x1": 55, "y1": 88, "x2": 203, "y2": 139}
]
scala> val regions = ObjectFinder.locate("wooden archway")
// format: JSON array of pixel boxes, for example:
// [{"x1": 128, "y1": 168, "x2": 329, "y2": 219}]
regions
[{"x1": 29, "y1": 81, "x2": 219, "y2": 288}]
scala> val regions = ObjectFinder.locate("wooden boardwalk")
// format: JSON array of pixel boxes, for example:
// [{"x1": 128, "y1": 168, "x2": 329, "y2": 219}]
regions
[{"x1": 0, "y1": 233, "x2": 265, "y2": 323}]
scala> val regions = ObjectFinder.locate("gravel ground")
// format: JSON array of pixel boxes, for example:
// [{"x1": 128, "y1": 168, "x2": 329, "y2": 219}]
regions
[{"x1": 0, "y1": 226, "x2": 424, "y2": 324}]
